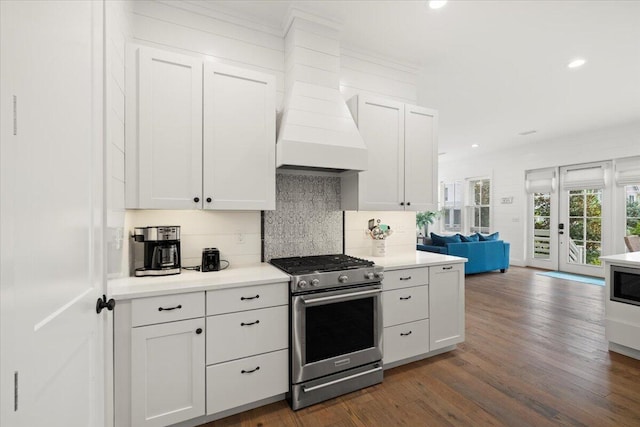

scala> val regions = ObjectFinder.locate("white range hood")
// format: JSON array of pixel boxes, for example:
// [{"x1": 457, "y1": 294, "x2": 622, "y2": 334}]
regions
[{"x1": 276, "y1": 11, "x2": 367, "y2": 173}]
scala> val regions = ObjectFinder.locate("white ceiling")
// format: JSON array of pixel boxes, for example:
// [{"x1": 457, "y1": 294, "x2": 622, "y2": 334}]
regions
[{"x1": 202, "y1": 0, "x2": 640, "y2": 159}]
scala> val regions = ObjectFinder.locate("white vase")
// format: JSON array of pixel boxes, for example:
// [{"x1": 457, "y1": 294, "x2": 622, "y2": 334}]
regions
[{"x1": 372, "y1": 239, "x2": 386, "y2": 257}]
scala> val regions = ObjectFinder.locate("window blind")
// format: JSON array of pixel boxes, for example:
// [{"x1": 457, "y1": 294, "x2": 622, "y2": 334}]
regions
[
  {"x1": 561, "y1": 164, "x2": 607, "y2": 190},
  {"x1": 525, "y1": 168, "x2": 556, "y2": 194},
  {"x1": 614, "y1": 156, "x2": 640, "y2": 186}
]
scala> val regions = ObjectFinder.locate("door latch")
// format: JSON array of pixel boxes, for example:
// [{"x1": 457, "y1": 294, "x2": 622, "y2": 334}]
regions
[{"x1": 96, "y1": 295, "x2": 115, "y2": 314}]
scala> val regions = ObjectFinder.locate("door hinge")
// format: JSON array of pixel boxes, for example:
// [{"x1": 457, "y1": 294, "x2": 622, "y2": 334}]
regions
[{"x1": 14, "y1": 371, "x2": 18, "y2": 411}]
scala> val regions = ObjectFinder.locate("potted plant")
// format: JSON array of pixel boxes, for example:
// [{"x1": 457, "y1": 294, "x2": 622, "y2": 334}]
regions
[{"x1": 416, "y1": 211, "x2": 439, "y2": 242}]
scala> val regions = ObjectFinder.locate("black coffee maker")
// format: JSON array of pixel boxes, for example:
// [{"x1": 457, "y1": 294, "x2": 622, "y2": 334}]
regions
[{"x1": 133, "y1": 226, "x2": 181, "y2": 277}]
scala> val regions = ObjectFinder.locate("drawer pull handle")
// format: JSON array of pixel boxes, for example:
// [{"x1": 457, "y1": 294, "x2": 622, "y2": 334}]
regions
[
  {"x1": 241, "y1": 320, "x2": 260, "y2": 326},
  {"x1": 241, "y1": 295, "x2": 260, "y2": 301},
  {"x1": 442, "y1": 266, "x2": 453, "y2": 270},
  {"x1": 399, "y1": 296, "x2": 412, "y2": 301},
  {"x1": 158, "y1": 305, "x2": 182, "y2": 312},
  {"x1": 400, "y1": 331, "x2": 413, "y2": 337},
  {"x1": 241, "y1": 366, "x2": 260, "y2": 374},
  {"x1": 399, "y1": 276, "x2": 412, "y2": 281}
]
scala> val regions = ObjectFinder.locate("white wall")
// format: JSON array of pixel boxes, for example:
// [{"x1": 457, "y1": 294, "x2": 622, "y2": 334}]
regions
[
  {"x1": 345, "y1": 211, "x2": 417, "y2": 258},
  {"x1": 437, "y1": 121, "x2": 640, "y2": 266}
]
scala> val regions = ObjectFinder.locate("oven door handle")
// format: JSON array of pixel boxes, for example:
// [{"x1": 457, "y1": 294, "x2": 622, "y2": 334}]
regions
[
  {"x1": 303, "y1": 366, "x2": 383, "y2": 393},
  {"x1": 301, "y1": 288, "x2": 381, "y2": 305}
]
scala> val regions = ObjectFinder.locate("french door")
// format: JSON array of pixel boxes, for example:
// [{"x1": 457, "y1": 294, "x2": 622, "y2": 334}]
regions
[{"x1": 558, "y1": 162, "x2": 611, "y2": 278}]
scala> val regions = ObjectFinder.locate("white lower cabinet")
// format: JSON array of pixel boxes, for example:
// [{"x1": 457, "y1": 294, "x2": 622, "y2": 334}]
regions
[
  {"x1": 382, "y1": 267, "x2": 430, "y2": 366},
  {"x1": 383, "y1": 319, "x2": 430, "y2": 365},
  {"x1": 205, "y1": 282, "x2": 289, "y2": 415},
  {"x1": 116, "y1": 283, "x2": 289, "y2": 427},
  {"x1": 382, "y1": 263, "x2": 465, "y2": 368},
  {"x1": 206, "y1": 349, "x2": 288, "y2": 415},
  {"x1": 206, "y1": 305, "x2": 288, "y2": 365},
  {"x1": 128, "y1": 293, "x2": 206, "y2": 427},
  {"x1": 429, "y1": 263, "x2": 465, "y2": 351}
]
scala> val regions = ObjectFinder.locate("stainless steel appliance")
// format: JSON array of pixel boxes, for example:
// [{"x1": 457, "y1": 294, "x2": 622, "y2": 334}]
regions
[
  {"x1": 269, "y1": 254, "x2": 384, "y2": 410},
  {"x1": 611, "y1": 264, "x2": 640, "y2": 306},
  {"x1": 133, "y1": 226, "x2": 181, "y2": 277}
]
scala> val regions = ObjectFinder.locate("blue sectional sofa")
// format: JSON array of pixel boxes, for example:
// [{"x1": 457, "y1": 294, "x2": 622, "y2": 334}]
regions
[{"x1": 418, "y1": 238, "x2": 510, "y2": 275}]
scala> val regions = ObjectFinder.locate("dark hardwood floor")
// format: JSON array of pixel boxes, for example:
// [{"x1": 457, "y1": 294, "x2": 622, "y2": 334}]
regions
[{"x1": 201, "y1": 267, "x2": 640, "y2": 427}]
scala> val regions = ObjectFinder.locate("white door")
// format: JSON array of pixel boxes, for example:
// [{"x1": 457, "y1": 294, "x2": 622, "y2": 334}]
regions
[
  {"x1": 1, "y1": 1, "x2": 105, "y2": 426},
  {"x1": 356, "y1": 96, "x2": 405, "y2": 210},
  {"x1": 558, "y1": 162, "x2": 612, "y2": 277},
  {"x1": 404, "y1": 105, "x2": 438, "y2": 212},
  {"x1": 203, "y1": 63, "x2": 276, "y2": 210},
  {"x1": 137, "y1": 47, "x2": 203, "y2": 209}
]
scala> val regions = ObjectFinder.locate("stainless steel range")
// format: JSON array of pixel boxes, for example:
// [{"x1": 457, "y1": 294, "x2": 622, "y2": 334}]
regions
[{"x1": 269, "y1": 254, "x2": 384, "y2": 410}]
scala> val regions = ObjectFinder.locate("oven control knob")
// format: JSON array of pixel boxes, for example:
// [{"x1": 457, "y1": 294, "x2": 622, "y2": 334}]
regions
[
  {"x1": 375, "y1": 271, "x2": 384, "y2": 280},
  {"x1": 365, "y1": 272, "x2": 375, "y2": 280},
  {"x1": 298, "y1": 280, "x2": 308, "y2": 288},
  {"x1": 338, "y1": 275, "x2": 348, "y2": 283},
  {"x1": 311, "y1": 278, "x2": 320, "y2": 287}
]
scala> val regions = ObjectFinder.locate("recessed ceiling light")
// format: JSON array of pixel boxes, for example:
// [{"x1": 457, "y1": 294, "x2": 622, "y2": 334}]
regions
[
  {"x1": 429, "y1": 0, "x2": 448, "y2": 10},
  {"x1": 568, "y1": 58, "x2": 586, "y2": 69},
  {"x1": 471, "y1": 144, "x2": 479, "y2": 148}
]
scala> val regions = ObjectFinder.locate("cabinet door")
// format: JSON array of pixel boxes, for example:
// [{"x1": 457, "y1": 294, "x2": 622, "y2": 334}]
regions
[
  {"x1": 429, "y1": 264, "x2": 465, "y2": 350},
  {"x1": 137, "y1": 47, "x2": 203, "y2": 209},
  {"x1": 203, "y1": 63, "x2": 275, "y2": 210},
  {"x1": 355, "y1": 96, "x2": 405, "y2": 210},
  {"x1": 404, "y1": 105, "x2": 438, "y2": 212},
  {"x1": 131, "y1": 318, "x2": 205, "y2": 427}
]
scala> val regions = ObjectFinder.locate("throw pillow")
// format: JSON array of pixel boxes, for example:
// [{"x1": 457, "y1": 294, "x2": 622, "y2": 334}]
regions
[
  {"x1": 478, "y1": 232, "x2": 500, "y2": 241},
  {"x1": 430, "y1": 232, "x2": 462, "y2": 246},
  {"x1": 459, "y1": 233, "x2": 480, "y2": 242}
]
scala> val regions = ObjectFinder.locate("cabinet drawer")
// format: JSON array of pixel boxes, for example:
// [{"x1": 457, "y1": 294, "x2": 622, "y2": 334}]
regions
[
  {"x1": 383, "y1": 285, "x2": 429, "y2": 327},
  {"x1": 206, "y1": 349, "x2": 288, "y2": 415},
  {"x1": 132, "y1": 292, "x2": 205, "y2": 327},
  {"x1": 206, "y1": 305, "x2": 288, "y2": 364},
  {"x1": 383, "y1": 319, "x2": 429, "y2": 365},
  {"x1": 383, "y1": 267, "x2": 429, "y2": 290},
  {"x1": 206, "y1": 282, "x2": 288, "y2": 315}
]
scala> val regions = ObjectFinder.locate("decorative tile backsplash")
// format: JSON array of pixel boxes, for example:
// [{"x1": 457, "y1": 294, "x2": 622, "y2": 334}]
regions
[{"x1": 263, "y1": 173, "x2": 343, "y2": 260}]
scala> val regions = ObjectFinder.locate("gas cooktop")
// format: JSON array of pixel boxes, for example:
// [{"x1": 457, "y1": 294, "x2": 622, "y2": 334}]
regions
[{"x1": 269, "y1": 254, "x2": 374, "y2": 275}]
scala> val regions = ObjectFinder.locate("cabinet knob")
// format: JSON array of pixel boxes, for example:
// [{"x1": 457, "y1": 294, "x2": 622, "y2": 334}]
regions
[
  {"x1": 193, "y1": 197, "x2": 200, "y2": 203},
  {"x1": 206, "y1": 197, "x2": 212, "y2": 203},
  {"x1": 196, "y1": 328, "x2": 203, "y2": 334},
  {"x1": 406, "y1": 201, "x2": 411, "y2": 206},
  {"x1": 400, "y1": 202, "x2": 405, "y2": 206}
]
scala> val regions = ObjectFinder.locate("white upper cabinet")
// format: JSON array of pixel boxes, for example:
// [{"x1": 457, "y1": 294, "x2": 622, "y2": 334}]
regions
[
  {"x1": 203, "y1": 63, "x2": 275, "y2": 210},
  {"x1": 404, "y1": 105, "x2": 438, "y2": 212},
  {"x1": 342, "y1": 95, "x2": 438, "y2": 212},
  {"x1": 135, "y1": 47, "x2": 203, "y2": 209},
  {"x1": 127, "y1": 46, "x2": 276, "y2": 210}
]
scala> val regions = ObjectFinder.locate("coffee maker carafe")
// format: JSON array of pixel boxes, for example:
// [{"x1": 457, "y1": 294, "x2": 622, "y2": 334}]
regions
[{"x1": 133, "y1": 226, "x2": 181, "y2": 277}]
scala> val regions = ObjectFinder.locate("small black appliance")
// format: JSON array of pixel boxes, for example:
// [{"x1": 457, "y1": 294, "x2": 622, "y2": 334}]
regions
[{"x1": 201, "y1": 248, "x2": 220, "y2": 272}]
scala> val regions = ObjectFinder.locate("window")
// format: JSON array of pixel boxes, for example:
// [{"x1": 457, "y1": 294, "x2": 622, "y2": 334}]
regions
[
  {"x1": 532, "y1": 193, "x2": 551, "y2": 260},
  {"x1": 441, "y1": 181, "x2": 462, "y2": 232},
  {"x1": 568, "y1": 189, "x2": 602, "y2": 266},
  {"x1": 627, "y1": 185, "x2": 640, "y2": 236},
  {"x1": 469, "y1": 179, "x2": 490, "y2": 234}
]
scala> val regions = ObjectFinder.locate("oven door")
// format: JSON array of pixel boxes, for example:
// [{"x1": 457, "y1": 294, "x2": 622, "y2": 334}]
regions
[{"x1": 291, "y1": 284, "x2": 383, "y2": 384}]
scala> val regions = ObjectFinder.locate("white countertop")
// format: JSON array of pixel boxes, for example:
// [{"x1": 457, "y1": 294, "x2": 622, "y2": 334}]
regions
[
  {"x1": 109, "y1": 263, "x2": 290, "y2": 300},
  {"x1": 362, "y1": 251, "x2": 467, "y2": 271},
  {"x1": 600, "y1": 252, "x2": 640, "y2": 268},
  {"x1": 110, "y1": 251, "x2": 467, "y2": 299}
]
